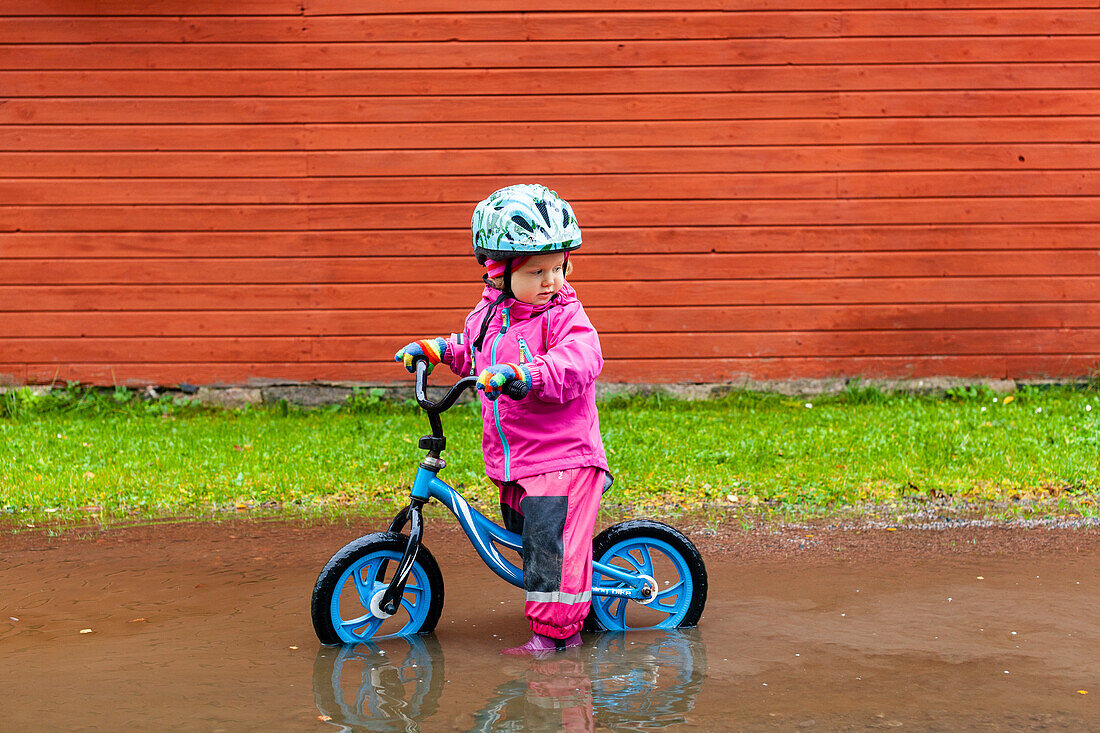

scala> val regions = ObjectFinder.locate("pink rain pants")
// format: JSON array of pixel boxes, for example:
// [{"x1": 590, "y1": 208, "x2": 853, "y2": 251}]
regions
[{"x1": 497, "y1": 465, "x2": 605, "y2": 639}]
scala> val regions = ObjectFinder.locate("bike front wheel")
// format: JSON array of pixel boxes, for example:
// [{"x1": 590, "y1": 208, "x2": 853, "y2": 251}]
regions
[
  {"x1": 312, "y1": 531, "x2": 445, "y2": 645},
  {"x1": 587, "y1": 520, "x2": 708, "y2": 631}
]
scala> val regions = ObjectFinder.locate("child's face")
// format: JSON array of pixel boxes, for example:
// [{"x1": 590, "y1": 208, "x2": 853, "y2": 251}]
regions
[{"x1": 509, "y1": 252, "x2": 567, "y2": 306}]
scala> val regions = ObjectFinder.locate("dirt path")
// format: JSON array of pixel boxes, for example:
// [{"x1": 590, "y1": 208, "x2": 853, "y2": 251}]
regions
[{"x1": 1, "y1": 518, "x2": 1097, "y2": 730}]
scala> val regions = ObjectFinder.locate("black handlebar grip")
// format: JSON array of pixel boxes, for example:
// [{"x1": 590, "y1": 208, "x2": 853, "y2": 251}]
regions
[
  {"x1": 413, "y1": 356, "x2": 431, "y2": 407},
  {"x1": 503, "y1": 379, "x2": 530, "y2": 400}
]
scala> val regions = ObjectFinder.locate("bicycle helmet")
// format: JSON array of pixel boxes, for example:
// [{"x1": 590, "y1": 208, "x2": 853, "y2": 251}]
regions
[
  {"x1": 468, "y1": 184, "x2": 582, "y2": 354},
  {"x1": 471, "y1": 183, "x2": 582, "y2": 264}
]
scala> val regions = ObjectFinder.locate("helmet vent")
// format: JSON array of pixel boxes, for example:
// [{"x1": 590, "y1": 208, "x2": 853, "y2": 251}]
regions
[{"x1": 535, "y1": 200, "x2": 552, "y2": 226}]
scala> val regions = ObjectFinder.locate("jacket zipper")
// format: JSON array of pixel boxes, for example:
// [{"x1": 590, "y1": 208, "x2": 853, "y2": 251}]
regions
[
  {"x1": 490, "y1": 307, "x2": 512, "y2": 480},
  {"x1": 517, "y1": 337, "x2": 532, "y2": 363}
]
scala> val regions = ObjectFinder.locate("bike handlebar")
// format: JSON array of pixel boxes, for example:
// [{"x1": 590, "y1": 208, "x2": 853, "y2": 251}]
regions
[
  {"x1": 413, "y1": 358, "x2": 476, "y2": 414},
  {"x1": 412, "y1": 357, "x2": 529, "y2": 414}
]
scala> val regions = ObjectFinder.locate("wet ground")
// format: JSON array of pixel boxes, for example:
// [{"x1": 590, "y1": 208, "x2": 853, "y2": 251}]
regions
[{"x1": 1, "y1": 518, "x2": 1097, "y2": 731}]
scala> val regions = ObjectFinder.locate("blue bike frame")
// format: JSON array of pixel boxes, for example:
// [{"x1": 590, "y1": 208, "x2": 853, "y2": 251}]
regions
[{"x1": 411, "y1": 464, "x2": 645, "y2": 601}]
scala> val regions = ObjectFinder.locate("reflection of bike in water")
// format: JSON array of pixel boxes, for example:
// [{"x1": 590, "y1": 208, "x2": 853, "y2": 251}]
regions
[
  {"x1": 590, "y1": 631, "x2": 707, "y2": 731},
  {"x1": 313, "y1": 630, "x2": 706, "y2": 732},
  {"x1": 313, "y1": 636, "x2": 445, "y2": 733},
  {"x1": 472, "y1": 630, "x2": 708, "y2": 733}
]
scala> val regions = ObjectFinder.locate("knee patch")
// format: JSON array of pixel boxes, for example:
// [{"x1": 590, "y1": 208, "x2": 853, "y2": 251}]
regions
[{"x1": 520, "y1": 495, "x2": 567, "y2": 593}]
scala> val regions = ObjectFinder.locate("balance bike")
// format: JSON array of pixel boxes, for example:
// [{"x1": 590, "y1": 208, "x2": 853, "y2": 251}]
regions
[{"x1": 312, "y1": 358, "x2": 708, "y2": 644}]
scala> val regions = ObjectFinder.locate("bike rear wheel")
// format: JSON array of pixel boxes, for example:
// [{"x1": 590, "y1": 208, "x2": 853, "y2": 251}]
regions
[
  {"x1": 586, "y1": 520, "x2": 708, "y2": 631},
  {"x1": 312, "y1": 531, "x2": 445, "y2": 644}
]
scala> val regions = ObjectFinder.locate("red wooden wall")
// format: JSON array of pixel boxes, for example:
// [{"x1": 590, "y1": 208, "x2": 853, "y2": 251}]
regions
[{"x1": 2, "y1": 1, "x2": 1099, "y2": 386}]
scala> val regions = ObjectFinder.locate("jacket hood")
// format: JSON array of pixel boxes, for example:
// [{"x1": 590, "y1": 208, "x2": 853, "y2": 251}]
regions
[{"x1": 478, "y1": 281, "x2": 578, "y2": 320}]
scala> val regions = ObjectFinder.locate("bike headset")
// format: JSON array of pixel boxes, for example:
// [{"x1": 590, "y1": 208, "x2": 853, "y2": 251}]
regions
[{"x1": 469, "y1": 184, "x2": 583, "y2": 356}]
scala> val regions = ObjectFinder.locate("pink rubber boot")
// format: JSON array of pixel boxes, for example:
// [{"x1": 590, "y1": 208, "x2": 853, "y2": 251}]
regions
[{"x1": 502, "y1": 632, "x2": 583, "y2": 657}]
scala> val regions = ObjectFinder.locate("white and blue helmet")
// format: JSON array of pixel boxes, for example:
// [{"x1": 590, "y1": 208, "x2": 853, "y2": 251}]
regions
[{"x1": 471, "y1": 184, "x2": 582, "y2": 264}]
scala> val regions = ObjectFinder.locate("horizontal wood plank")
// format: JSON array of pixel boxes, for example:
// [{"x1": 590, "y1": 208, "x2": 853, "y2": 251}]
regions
[
  {"x1": 0, "y1": 14, "x2": 843, "y2": 43},
  {"x1": 5, "y1": 171, "x2": 1099, "y2": 205},
  {"x1": 6, "y1": 225, "x2": 1099, "y2": 258},
  {"x1": 301, "y1": 1, "x2": 1100, "y2": 12},
  {"x1": 9, "y1": 64, "x2": 1100, "y2": 97},
  {"x1": 4, "y1": 278, "x2": 1098, "y2": 311},
  {"x1": 4, "y1": 303, "x2": 1098, "y2": 338},
  {"x1": 6, "y1": 329, "x2": 1099, "y2": 363},
  {"x1": 3, "y1": 145, "x2": 1098, "y2": 179},
  {"x1": 4, "y1": 38, "x2": 1100, "y2": 71},
  {"x1": 6, "y1": 119, "x2": 1100, "y2": 152},
  {"x1": 2, "y1": 0, "x2": 1094, "y2": 14},
  {"x1": 3, "y1": 199, "x2": 1097, "y2": 232},
  {"x1": 0, "y1": 1, "x2": 300, "y2": 14},
  {"x1": 8, "y1": 353, "x2": 1096, "y2": 387},
  {"x1": 6, "y1": 252, "x2": 1099, "y2": 285},
  {"x1": 7, "y1": 92, "x2": 1100, "y2": 125},
  {"x1": 8, "y1": 12, "x2": 1100, "y2": 44}
]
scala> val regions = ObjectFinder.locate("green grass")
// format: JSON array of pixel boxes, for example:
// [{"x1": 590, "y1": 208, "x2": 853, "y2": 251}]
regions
[{"x1": 1, "y1": 383, "x2": 1098, "y2": 524}]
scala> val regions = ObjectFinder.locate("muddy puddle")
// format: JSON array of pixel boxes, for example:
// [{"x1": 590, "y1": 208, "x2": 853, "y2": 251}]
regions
[{"x1": 1, "y1": 519, "x2": 1097, "y2": 730}]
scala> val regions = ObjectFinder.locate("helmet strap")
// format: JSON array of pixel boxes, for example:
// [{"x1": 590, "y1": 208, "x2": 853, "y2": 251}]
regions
[
  {"x1": 472, "y1": 259, "x2": 514, "y2": 353},
  {"x1": 502, "y1": 257, "x2": 514, "y2": 298}
]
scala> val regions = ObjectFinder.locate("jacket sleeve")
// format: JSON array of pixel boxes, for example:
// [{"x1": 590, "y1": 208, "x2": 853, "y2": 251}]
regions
[
  {"x1": 443, "y1": 331, "x2": 472, "y2": 377},
  {"x1": 528, "y1": 302, "x2": 603, "y2": 404}
]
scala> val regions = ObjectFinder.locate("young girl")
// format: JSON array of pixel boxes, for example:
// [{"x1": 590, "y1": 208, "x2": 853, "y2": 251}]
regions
[{"x1": 395, "y1": 184, "x2": 610, "y2": 656}]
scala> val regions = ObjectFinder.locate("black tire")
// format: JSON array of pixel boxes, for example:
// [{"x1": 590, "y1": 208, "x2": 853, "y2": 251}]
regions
[
  {"x1": 311, "y1": 531, "x2": 445, "y2": 645},
  {"x1": 585, "y1": 520, "x2": 708, "y2": 632}
]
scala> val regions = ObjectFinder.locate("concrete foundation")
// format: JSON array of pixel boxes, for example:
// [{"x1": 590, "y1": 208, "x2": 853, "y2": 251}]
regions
[
  {"x1": 136, "y1": 376, "x2": 1093, "y2": 406},
  {"x1": 3, "y1": 377, "x2": 1091, "y2": 407}
]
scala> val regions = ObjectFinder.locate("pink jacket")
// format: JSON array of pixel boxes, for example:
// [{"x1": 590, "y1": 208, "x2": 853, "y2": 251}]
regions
[{"x1": 443, "y1": 282, "x2": 609, "y2": 482}]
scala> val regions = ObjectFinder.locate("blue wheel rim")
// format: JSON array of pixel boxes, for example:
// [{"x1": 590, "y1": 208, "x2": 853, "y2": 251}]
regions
[
  {"x1": 591, "y1": 537, "x2": 693, "y2": 631},
  {"x1": 330, "y1": 549, "x2": 433, "y2": 643}
]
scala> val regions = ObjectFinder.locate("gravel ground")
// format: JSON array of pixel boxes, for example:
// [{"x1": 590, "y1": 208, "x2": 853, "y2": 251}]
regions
[{"x1": 2, "y1": 503, "x2": 1096, "y2": 565}]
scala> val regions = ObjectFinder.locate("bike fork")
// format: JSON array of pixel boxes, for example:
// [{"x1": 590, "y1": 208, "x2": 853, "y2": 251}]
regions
[{"x1": 378, "y1": 498, "x2": 425, "y2": 616}]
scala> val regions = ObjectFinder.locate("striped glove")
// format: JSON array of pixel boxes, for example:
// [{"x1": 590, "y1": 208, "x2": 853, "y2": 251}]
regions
[
  {"x1": 476, "y1": 363, "x2": 532, "y2": 401},
  {"x1": 394, "y1": 337, "x2": 448, "y2": 374}
]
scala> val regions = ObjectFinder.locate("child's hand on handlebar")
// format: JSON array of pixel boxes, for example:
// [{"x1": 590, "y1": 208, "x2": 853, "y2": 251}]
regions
[
  {"x1": 394, "y1": 337, "x2": 448, "y2": 374},
  {"x1": 476, "y1": 363, "x2": 532, "y2": 401}
]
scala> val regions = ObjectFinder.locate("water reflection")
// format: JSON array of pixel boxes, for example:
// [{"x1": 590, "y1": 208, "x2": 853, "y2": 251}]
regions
[
  {"x1": 313, "y1": 630, "x2": 706, "y2": 732},
  {"x1": 313, "y1": 635, "x2": 445, "y2": 732}
]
